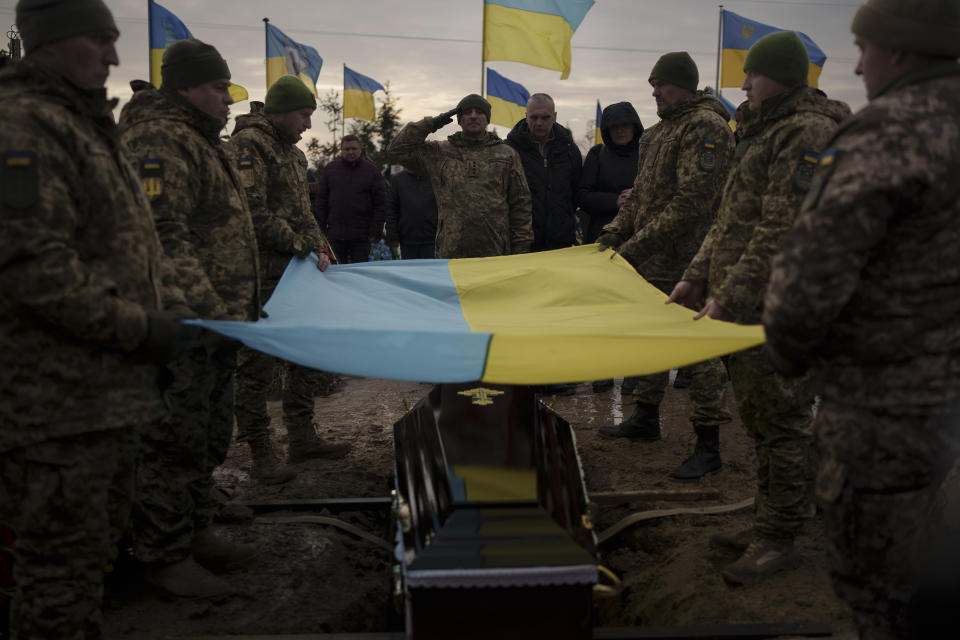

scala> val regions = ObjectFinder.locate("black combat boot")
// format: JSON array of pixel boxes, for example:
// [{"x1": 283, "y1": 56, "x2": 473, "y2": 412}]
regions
[
  {"x1": 597, "y1": 402, "x2": 661, "y2": 440},
  {"x1": 668, "y1": 424, "x2": 721, "y2": 481}
]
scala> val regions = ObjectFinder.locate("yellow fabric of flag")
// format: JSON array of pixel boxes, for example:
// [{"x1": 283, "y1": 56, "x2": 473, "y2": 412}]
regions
[
  {"x1": 482, "y1": 1, "x2": 595, "y2": 80},
  {"x1": 449, "y1": 245, "x2": 765, "y2": 384}
]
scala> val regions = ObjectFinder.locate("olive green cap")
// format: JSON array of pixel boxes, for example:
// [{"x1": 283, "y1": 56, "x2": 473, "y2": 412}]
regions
[
  {"x1": 852, "y1": 0, "x2": 960, "y2": 58},
  {"x1": 16, "y1": 0, "x2": 117, "y2": 51},
  {"x1": 743, "y1": 31, "x2": 809, "y2": 88},
  {"x1": 161, "y1": 39, "x2": 231, "y2": 90},
  {"x1": 264, "y1": 75, "x2": 317, "y2": 113},
  {"x1": 649, "y1": 52, "x2": 699, "y2": 93}
]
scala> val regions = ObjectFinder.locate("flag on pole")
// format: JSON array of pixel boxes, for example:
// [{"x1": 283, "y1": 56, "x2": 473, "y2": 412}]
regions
[
  {"x1": 719, "y1": 10, "x2": 826, "y2": 88},
  {"x1": 482, "y1": 0, "x2": 595, "y2": 80},
  {"x1": 343, "y1": 65, "x2": 385, "y2": 121},
  {"x1": 486, "y1": 68, "x2": 529, "y2": 128},
  {"x1": 265, "y1": 22, "x2": 323, "y2": 96},
  {"x1": 147, "y1": 0, "x2": 248, "y2": 101},
  {"x1": 594, "y1": 101, "x2": 602, "y2": 145}
]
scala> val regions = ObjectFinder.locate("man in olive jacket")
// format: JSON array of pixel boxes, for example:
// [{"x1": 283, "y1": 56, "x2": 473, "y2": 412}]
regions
[
  {"x1": 231, "y1": 76, "x2": 349, "y2": 487},
  {"x1": 120, "y1": 39, "x2": 261, "y2": 599},
  {"x1": 0, "y1": 0, "x2": 197, "y2": 635},
  {"x1": 669, "y1": 32, "x2": 851, "y2": 585},
  {"x1": 388, "y1": 94, "x2": 533, "y2": 258}
]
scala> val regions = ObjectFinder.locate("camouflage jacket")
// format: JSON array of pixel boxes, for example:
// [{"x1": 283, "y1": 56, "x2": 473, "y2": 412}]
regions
[
  {"x1": 229, "y1": 112, "x2": 325, "y2": 290},
  {"x1": 684, "y1": 86, "x2": 850, "y2": 323},
  {"x1": 388, "y1": 117, "x2": 533, "y2": 258},
  {"x1": 119, "y1": 83, "x2": 261, "y2": 320},
  {"x1": 0, "y1": 61, "x2": 181, "y2": 451},
  {"x1": 764, "y1": 64, "x2": 960, "y2": 411},
  {"x1": 601, "y1": 93, "x2": 734, "y2": 288}
]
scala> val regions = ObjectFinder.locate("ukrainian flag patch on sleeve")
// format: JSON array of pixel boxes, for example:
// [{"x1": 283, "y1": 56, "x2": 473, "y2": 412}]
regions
[
  {"x1": 794, "y1": 150, "x2": 820, "y2": 192},
  {"x1": 699, "y1": 140, "x2": 717, "y2": 171},
  {"x1": 1, "y1": 151, "x2": 38, "y2": 209},
  {"x1": 140, "y1": 158, "x2": 163, "y2": 198},
  {"x1": 238, "y1": 157, "x2": 254, "y2": 170}
]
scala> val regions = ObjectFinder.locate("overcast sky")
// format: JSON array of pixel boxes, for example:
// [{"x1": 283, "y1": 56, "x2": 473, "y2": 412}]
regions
[{"x1": 0, "y1": 0, "x2": 868, "y2": 154}]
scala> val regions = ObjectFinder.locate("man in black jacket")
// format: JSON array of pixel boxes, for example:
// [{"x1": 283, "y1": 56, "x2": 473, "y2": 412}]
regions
[{"x1": 506, "y1": 93, "x2": 582, "y2": 251}]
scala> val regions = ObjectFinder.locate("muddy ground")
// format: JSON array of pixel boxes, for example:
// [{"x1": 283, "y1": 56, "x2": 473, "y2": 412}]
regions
[{"x1": 101, "y1": 374, "x2": 857, "y2": 639}]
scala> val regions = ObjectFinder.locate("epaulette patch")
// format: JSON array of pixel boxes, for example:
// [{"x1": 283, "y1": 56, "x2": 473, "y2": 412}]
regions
[
  {"x1": 238, "y1": 157, "x2": 254, "y2": 170},
  {"x1": 793, "y1": 150, "x2": 819, "y2": 193},
  {"x1": 800, "y1": 148, "x2": 840, "y2": 212},
  {"x1": 140, "y1": 158, "x2": 163, "y2": 198},
  {"x1": 1, "y1": 151, "x2": 38, "y2": 209},
  {"x1": 699, "y1": 140, "x2": 717, "y2": 171}
]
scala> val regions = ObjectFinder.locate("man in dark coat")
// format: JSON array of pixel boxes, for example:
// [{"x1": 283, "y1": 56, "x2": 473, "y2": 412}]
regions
[
  {"x1": 506, "y1": 93, "x2": 582, "y2": 251},
  {"x1": 577, "y1": 101, "x2": 643, "y2": 243},
  {"x1": 314, "y1": 134, "x2": 387, "y2": 264},
  {"x1": 385, "y1": 166, "x2": 438, "y2": 259}
]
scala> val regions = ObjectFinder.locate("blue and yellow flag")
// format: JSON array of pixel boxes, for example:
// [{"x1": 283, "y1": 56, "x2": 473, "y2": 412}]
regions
[
  {"x1": 720, "y1": 10, "x2": 826, "y2": 88},
  {"x1": 190, "y1": 246, "x2": 764, "y2": 385},
  {"x1": 483, "y1": 0, "x2": 595, "y2": 80},
  {"x1": 486, "y1": 68, "x2": 529, "y2": 128},
  {"x1": 265, "y1": 22, "x2": 323, "y2": 96},
  {"x1": 147, "y1": 0, "x2": 247, "y2": 101},
  {"x1": 343, "y1": 65, "x2": 385, "y2": 121},
  {"x1": 594, "y1": 100, "x2": 602, "y2": 145}
]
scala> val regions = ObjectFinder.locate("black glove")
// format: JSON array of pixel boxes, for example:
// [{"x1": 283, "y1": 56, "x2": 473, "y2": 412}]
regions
[
  {"x1": 596, "y1": 233, "x2": 621, "y2": 252},
  {"x1": 430, "y1": 107, "x2": 460, "y2": 133},
  {"x1": 137, "y1": 310, "x2": 202, "y2": 364}
]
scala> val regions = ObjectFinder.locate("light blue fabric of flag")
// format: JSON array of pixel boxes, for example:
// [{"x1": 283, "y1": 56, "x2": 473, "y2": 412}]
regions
[{"x1": 190, "y1": 257, "x2": 489, "y2": 382}]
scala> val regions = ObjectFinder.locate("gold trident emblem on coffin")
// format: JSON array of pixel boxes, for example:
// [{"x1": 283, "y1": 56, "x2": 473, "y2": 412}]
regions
[{"x1": 458, "y1": 388, "x2": 504, "y2": 406}]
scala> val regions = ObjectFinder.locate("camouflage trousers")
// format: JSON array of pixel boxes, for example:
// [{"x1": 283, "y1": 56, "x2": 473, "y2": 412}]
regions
[
  {"x1": 0, "y1": 428, "x2": 137, "y2": 640},
  {"x1": 728, "y1": 345, "x2": 815, "y2": 542},
  {"x1": 133, "y1": 338, "x2": 235, "y2": 564},
  {"x1": 235, "y1": 346, "x2": 319, "y2": 441},
  {"x1": 816, "y1": 402, "x2": 960, "y2": 640},
  {"x1": 632, "y1": 358, "x2": 732, "y2": 427}
]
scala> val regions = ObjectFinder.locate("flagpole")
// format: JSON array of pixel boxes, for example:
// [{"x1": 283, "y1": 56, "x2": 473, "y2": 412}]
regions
[
  {"x1": 715, "y1": 5, "x2": 724, "y2": 97},
  {"x1": 147, "y1": 0, "x2": 153, "y2": 85},
  {"x1": 341, "y1": 64, "x2": 345, "y2": 140},
  {"x1": 480, "y1": 0, "x2": 486, "y2": 96},
  {"x1": 263, "y1": 17, "x2": 269, "y2": 92}
]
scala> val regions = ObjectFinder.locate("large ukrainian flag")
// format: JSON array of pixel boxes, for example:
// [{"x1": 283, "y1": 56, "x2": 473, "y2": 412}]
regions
[
  {"x1": 265, "y1": 22, "x2": 323, "y2": 96},
  {"x1": 486, "y1": 68, "x2": 529, "y2": 128},
  {"x1": 343, "y1": 65, "x2": 385, "y2": 121},
  {"x1": 191, "y1": 246, "x2": 764, "y2": 385},
  {"x1": 483, "y1": 0, "x2": 595, "y2": 80},
  {"x1": 147, "y1": 0, "x2": 247, "y2": 101},
  {"x1": 720, "y1": 10, "x2": 826, "y2": 88}
]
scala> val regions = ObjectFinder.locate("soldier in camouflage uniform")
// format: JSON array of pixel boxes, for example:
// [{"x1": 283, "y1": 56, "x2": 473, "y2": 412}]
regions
[
  {"x1": 388, "y1": 94, "x2": 533, "y2": 258},
  {"x1": 595, "y1": 52, "x2": 734, "y2": 483},
  {"x1": 119, "y1": 39, "x2": 262, "y2": 599},
  {"x1": 0, "y1": 0, "x2": 199, "y2": 636},
  {"x1": 230, "y1": 76, "x2": 350, "y2": 486},
  {"x1": 764, "y1": 1, "x2": 960, "y2": 635},
  {"x1": 667, "y1": 31, "x2": 850, "y2": 584}
]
